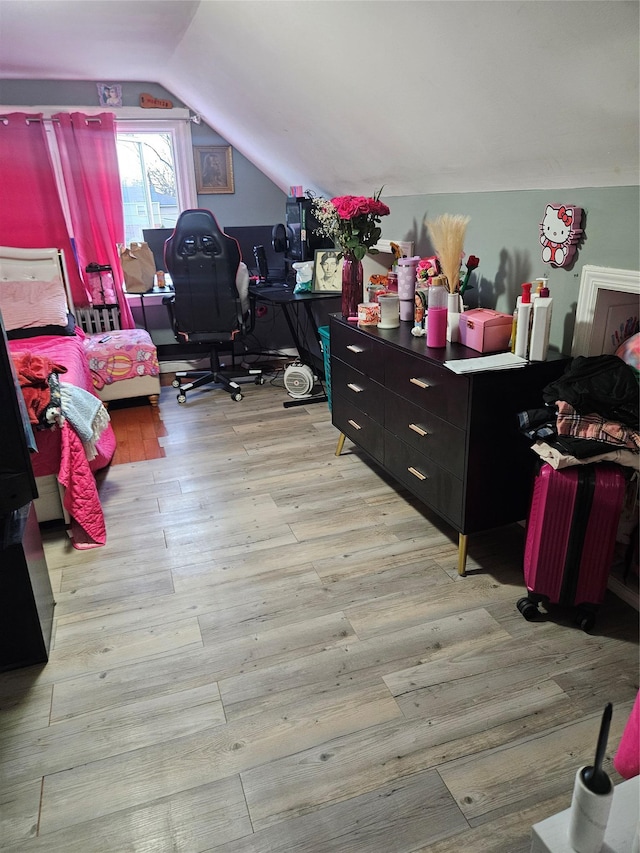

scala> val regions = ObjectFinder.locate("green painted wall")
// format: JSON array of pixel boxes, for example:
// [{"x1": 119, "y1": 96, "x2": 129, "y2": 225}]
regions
[{"x1": 381, "y1": 187, "x2": 639, "y2": 354}]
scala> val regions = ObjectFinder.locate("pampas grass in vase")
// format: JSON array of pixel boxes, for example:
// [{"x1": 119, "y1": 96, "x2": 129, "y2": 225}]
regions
[{"x1": 426, "y1": 213, "x2": 471, "y2": 294}]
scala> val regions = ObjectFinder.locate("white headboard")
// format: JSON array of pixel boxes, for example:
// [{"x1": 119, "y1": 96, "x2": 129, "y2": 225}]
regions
[{"x1": 0, "y1": 246, "x2": 75, "y2": 314}]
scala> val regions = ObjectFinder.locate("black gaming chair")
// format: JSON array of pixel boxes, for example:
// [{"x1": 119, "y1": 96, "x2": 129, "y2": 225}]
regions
[{"x1": 164, "y1": 209, "x2": 263, "y2": 404}]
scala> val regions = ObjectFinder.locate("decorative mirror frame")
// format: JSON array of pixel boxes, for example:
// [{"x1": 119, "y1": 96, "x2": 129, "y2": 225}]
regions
[{"x1": 571, "y1": 265, "x2": 640, "y2": 357}]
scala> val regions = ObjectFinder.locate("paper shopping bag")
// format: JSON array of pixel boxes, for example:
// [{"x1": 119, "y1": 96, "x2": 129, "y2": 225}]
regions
[{"x1": 120, "y1": 242, "x2": 156, "y2": 293}]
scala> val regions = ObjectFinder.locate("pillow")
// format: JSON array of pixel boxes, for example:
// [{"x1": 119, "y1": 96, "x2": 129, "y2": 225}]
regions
[
  {"x1": 615, "y1": 332, "x2": 640, "y2": 377},
  {"x1": 0, "y1": 279, "x2": 69, "y2": 331},
  {"x1": 6, "y1": 312, "x2": 76, "y2": 340}
]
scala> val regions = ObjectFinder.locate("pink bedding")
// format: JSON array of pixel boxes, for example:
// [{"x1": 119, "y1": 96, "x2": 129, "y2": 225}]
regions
[{"x1": 9, "y1": 329, "x2": 116, "y2": 549}]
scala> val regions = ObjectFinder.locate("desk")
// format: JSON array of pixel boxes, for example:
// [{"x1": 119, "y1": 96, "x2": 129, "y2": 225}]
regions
[
  {"x1": 250, "y1": 284, "x2": 340, "y2": 379},
  {"x1": 126, "y1": 285, "x2": 174, "y2": 333}
]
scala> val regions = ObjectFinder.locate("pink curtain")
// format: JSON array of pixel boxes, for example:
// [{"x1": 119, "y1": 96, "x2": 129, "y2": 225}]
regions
[
  {"x1": 0, "y1": 112, "x2": 87, "y2": 306},
  {"x1": 53, "y1": 112, "x2": 134, "y2": 328}
]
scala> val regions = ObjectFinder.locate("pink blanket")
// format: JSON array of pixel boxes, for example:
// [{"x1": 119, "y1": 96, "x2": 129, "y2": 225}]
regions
[
  {"x1": 9, "y1": 330, "x2": 116, "y2": 548},
  {"x1": 83, "y1": 328, "x2": 159, "y2": 391}
]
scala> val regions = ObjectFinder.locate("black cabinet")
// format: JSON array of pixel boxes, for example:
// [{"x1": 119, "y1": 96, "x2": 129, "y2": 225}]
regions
[
  {"x1": 1, "y1": 502, "x2": 54, "y2": 671},
  {"x1": 330, "y1": 316, "x2": 568, "y2": 574}
]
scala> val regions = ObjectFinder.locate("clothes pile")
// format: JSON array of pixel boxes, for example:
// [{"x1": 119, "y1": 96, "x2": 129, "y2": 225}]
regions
[
  {"x1": 11, "y1": 351, "x2": 110, "y2": 461},
  {"x1": 519, "y1": 353, "x2": 639, "y2": 472}
]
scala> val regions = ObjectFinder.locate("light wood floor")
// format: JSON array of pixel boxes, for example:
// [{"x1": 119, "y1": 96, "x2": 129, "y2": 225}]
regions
[{"x1": 1, "y1": 380, "x2": 638, "y2": 852}]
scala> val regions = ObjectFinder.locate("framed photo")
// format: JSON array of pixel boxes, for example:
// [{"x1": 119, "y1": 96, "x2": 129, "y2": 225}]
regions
[
  {"x1": 97, "y1": 83, "x2": 122, "y2": 108},
  {"x1": 312, "y1": 249, "x2": 343, "y2": 293},
  {"x1": 194, "y1": 146, "x2": 234, "y2": 194}
]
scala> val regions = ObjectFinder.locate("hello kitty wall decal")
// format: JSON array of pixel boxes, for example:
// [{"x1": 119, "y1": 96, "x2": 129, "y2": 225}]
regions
[{"x1": 539, "y1": 203, "x2": 584, "y2": 268}]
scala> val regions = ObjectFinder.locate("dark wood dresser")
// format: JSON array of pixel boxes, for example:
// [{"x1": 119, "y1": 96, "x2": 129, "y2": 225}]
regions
[{"x1": 329, "y1": 315, "x2": 568, "y2": 574}]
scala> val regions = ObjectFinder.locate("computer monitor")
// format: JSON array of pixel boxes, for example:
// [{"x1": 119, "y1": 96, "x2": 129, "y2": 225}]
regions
[
  {"x1": 284, "y1": 198, "x2": 334, "y2": 263},
  {"x1": 224, "y1": 225, "x2": 287, "y2": 282},
  {"x1": 142, "y1": 228, "x2": 174, "y2": 272}
]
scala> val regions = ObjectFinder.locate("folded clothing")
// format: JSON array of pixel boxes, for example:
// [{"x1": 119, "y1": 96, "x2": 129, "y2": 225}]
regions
[
  {"x1": 531, "y1": 440, "x2": 639, "y2": 471},
  {"x1": 556, "y1": 400, "x2": 640, "y2": 450}
]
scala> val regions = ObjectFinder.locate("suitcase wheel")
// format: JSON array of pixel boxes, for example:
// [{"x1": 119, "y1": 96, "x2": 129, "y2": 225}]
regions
[
  {"x1": 575, "y1": 608, "x2": 596, "y2": 633},
  {"x1": 517, "y1": 596, "x2": 539, "y2": 621}
]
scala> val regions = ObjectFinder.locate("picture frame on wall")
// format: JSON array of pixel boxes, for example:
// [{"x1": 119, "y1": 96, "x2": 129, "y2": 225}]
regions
[
  {"x1": 571, "y1": 265, "x2": 640, "y2": 357},
  {"x1": 194, "y1": 146, "x2": 234, "y2": 194},
  {"x1": 312, "y1": 249, "x2": 343, "y2": 292},
  {"x1": 97, "y1": 83, "x2": 122, "y2": 108}
]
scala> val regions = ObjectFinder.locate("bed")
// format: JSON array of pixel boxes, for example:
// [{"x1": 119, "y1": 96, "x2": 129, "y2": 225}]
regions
[{"x1": 0, "y1": 246, "x2": 116, "y2": 548}]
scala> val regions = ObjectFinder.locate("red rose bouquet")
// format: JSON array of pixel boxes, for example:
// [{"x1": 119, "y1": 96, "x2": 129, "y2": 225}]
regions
[{"x1": 312, "y1": 189, "x2": 390, "y2": 261}]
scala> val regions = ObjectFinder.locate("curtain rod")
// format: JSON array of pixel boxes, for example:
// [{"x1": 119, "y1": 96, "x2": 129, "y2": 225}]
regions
[
  {"x1": 0, "y1": 106, "x2": 192, "y2": 122},
  {"x1": 2, "y1": 116, "x2": 120, "y2": 125}
]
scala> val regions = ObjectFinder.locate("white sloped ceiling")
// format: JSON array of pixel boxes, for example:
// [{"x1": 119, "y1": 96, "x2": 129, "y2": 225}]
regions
[{"x1": 0, "y1": 0, "x2": 638, "y2": 197}]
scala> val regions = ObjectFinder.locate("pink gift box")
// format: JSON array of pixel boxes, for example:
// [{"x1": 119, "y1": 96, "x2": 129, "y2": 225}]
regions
[{"x1": 458, "y1": 308, "x2": 512, "y2": 353}]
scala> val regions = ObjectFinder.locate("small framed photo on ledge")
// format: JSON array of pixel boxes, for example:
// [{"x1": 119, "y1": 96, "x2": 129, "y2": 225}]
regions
[
  {"x1": 194, "y1": 146, "x2": 234, "y2": 194},
  {"x1": 97, "y1": 83, "x2": 122, "y2": 108},
  {"x1": 312, "y1": 249, "x2": 343, "y2": 292}
]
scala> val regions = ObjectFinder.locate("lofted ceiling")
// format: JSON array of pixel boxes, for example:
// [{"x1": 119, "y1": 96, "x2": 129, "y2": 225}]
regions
[{"x1": 0, "y1": 0, "x2": 638, "y2": 198}]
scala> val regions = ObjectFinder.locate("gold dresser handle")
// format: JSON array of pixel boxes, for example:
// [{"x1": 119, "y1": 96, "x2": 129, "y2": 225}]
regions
[
  {"x1": 409, "y1": 377, "x2": 430, "y2": 389},
  {"x1": 347, "y1": 383, "x2": 363, "y2": 393},
  {"x1": 347, "y1": 419, "x2": 362, "y2": 430},
  {"x1": 346, "y1": 344, "x2": 364, "y2": 353},
  {"x1": 408, "y1": 467, "x2": 427, "y2": 481},
  {"x1": 408, "y1": 423, "x2": 428, "y2": 437}
]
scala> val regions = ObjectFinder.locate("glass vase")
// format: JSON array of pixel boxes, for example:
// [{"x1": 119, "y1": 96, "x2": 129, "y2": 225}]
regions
[{"x1": 341, "y1": 253, "x2": 363, "y2": 319}]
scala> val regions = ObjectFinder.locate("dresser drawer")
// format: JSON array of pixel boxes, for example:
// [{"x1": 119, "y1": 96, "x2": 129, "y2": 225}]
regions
[
  {"x1": 330, "y1": 322, "x2": 384, "y2": 383},
  {"x1": 332, "y1": 359, "x2": 385, "y2": 422},
  {"x1": 332, "y1": 393, "x2": 384, "y2": 463},
  {"x1": 384, "y1": 348, "x2": 469, "y2": 427},
  {"x1": 385, "y1": 394, "x2": 466, "y2": 478},
  {"x1": 384, "y1": 436, "x2": 463, "y2": 528}
]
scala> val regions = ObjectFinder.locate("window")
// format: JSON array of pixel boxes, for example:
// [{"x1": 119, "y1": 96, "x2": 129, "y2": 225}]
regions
[
  {"x1": 27, "y1": 107, "x2": 197, "y2": 246},
  {"x1": 116, "y1": 118, "x2": 197, "y2": 244}
]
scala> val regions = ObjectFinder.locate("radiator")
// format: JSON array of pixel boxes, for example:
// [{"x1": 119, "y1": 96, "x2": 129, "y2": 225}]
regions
[{"x1": 76, "y1": 304, "x2": 121, "y2": 334}]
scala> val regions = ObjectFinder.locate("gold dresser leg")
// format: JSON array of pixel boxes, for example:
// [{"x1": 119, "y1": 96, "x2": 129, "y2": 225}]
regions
[
  {"x1": 457, "y1": 533, "x2": 468, "y2": 576},
  {"x1": 335, "y1": 433, "x2": 346, "y2": 456}
]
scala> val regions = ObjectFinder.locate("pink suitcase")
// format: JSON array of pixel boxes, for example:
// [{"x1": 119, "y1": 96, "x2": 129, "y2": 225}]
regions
[{"x1": 517, "y1": 462, "x2": 626, "y2": 631}]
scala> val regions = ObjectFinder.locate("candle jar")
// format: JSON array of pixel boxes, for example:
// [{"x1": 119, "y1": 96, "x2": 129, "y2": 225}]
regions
[{"x1": 377, "y1": 293, "x2": 400, "y2": 329}]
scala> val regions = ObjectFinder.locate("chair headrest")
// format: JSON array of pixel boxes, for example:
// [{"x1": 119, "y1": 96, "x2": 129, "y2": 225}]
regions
[
  {"x1": 164, "y1": 209, "x2": 240, "y2": 272},
  {"x1": 167, "y1": 209, "x2": 236, "y2": 260}
]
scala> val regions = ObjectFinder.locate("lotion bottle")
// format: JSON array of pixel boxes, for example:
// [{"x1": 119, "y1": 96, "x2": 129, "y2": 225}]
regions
[
  {"x1": 529, "y1": 284, "x2": 553, "y2": 361},
  {"x1": 514, "y1": 282, "x2": 532, "y2": 358}
]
